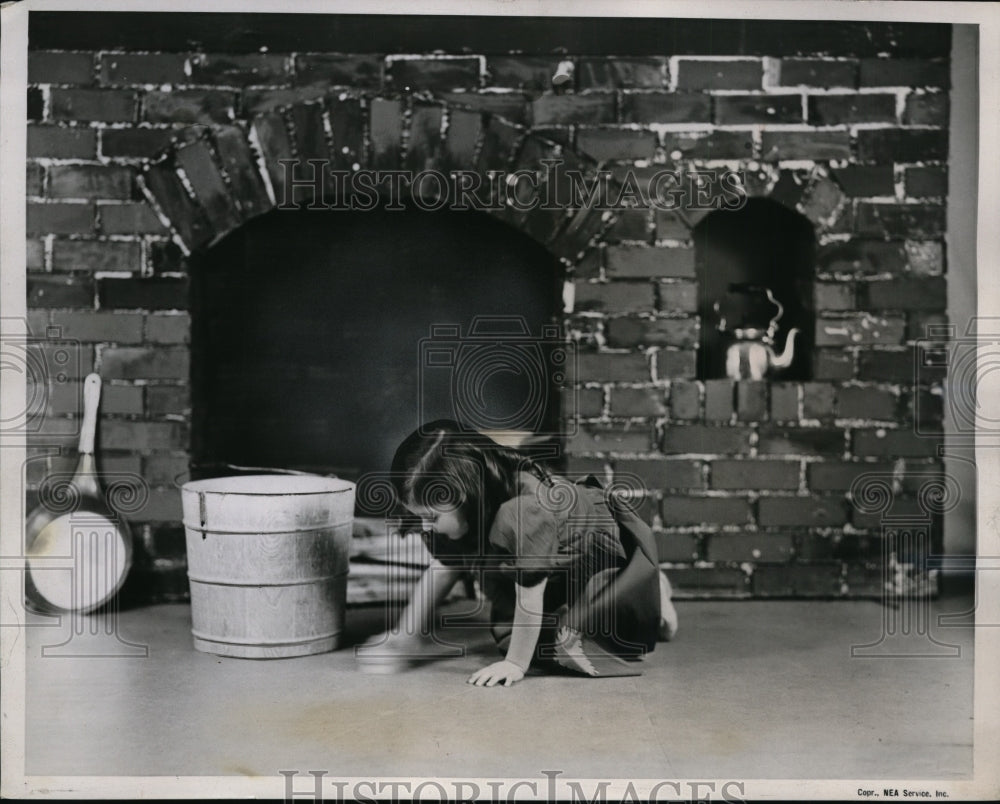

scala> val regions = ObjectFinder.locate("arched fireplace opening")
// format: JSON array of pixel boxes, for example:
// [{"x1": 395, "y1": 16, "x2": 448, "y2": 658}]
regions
[
  {"x1": 189, "y1": 206, "x2": 562, "y2": 481},
  {"x1": 695, "y1": 197, "x2": 816, "y2": 381}
]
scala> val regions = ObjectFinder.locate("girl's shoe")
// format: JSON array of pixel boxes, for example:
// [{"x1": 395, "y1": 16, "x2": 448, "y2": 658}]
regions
[{"x1": 658, "y1": 571, "x2": 679, "y2": 642}]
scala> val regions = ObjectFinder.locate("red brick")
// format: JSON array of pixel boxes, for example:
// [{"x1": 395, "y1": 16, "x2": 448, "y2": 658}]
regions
[
  {"x1": 49, "y1": 311, "x2": 143, "y2": 343},
  {"x1": 51, "y1": 239, "x2": 140, "y2": 273},
  {"x1": 655, "y1": 210, "x2": 693, "y2": 240},
  {"x1": 100, "y1": 54, "x2": 188, "y2": 85},
  {"x1": 145, "y1": 313, "x2": 190, "y2": 344},
  {"x1": 567, "y1": 423, "x2": 655, "y2": 454},
  {"x1": 905, "y1": 242, "x2": 945, "y2": 276},
  {"x1": 564, "y1": 386, "x2": 604, "y2": 419},
  {"x1": 27, "y1": 125, "x2": 97, "y2": 158},
  {"x1": 614, "y1": 458, "x2": 702, "y2": 491},
  {"x1": 831, "y1": 166, "x2": 895, "y2": 198},
  {"x1": 188, "y1": 53, "x2": 289, "y2": 86},
  {"x1": 28, "y1": 87, "x2": 44, "y2": 120},
  {"x1": 531, "y1": 94, "x2": 616, "y2": 126},
  {"x1": 98, "y1": 202, "x2": 166, "y2": 234},
  {"x1": 241, "y1": 86, "x2": 327, "y2": 115},
  {"x1": 715, "y1": 94, "x2": 802, "y2": 125},
  {"x1": 571, "y1": 351, "x2": 650, "y2": 383},
  {"x1": 857, "y1": 129, "x2": 948, "y2": 163},
  {"x1": 676, "y1": 59, "x2": 762, "y2": 90},
  {"x1": 662, "y1": 130, "x2": 753, "y2": 160},
  {"x1": 294, "y1": 54, "x2": 381, "y2": 88},
  {"x1": 760, "y1": 131, "x2": 851, "y2": 161},
  {"x1": 815, "y1": 314, "x2": 906, "y2": 346},
  {"x1": 802, "y1": 382, "x2": 836, "y2": 419},
  {"x1": 441, "y1": 92, "x2": 529, "y2": 125},
  {"x1": 736, "y1": 381, "x2": 767, "y2": 421},
  {"x1": 836, "y1": 387, "x2": 898, "y2": 420},
  {"x1": 857, "y1": 349, "x2": 926, "y2": 382},
  {"x1": 707, "y1": 532, "x2": 794, "y2": 563},
  {"x1": 604, "y1": 317, "x2": 697, "y2": 349},
  {"x1": 610, "y1": 387, "x2": 667, "y2": 417},
  {"x1": 388, "y1": 57, "x2": 481, "y2": 92},
  {"x1": 661, "y1": 496, "x2": 751, "y2": 527},
  {"x1": 144, "y1": 90, "x2": 236, "y2": 125},
  {"x1": 98, "y1": 277, "x2": 189, "y2": 310},
  {"x1": 29, "y1": 51, "x2": 96, "y2": 85},
  {"x1": 27, "y1": 164, "x2": 44, "y2": 197},
  {"x1": 48, "y1": 165, "x2": 134, "y2": 200},
  {"x1": 146, "y1": 386, "x2": 191, "y2": 417},
  {"x1": 605, "y1": 245, "x2": 694, "y2": 279},
  {"x1": 859, "y1": 277, "x2": 947, "y2": 312},
  {"x1": 26, "y1": 238, "x2": 45, "y2": 270},
  {"x1": 50, "y1": 89, "x2": 136, "y2": 122},
  {"x1": 654, "y1": 350, "x2": 697, "y2": 380},
  {"x1": 27, "y1": 275, "x2": 95, "y2": 308},
  {"x1": 100, "y1": 347, "x2": 189, "y2": 380},
  {"x1": 807, "y1": 93, "x2": 896, "y2": 124},
  {"x1": 814, "y1": 282, "x2": 855, "y2": 311},
  {"x1": 578, "y1": 58, "x2": 665, "y2": 89},
  {"x1": 149, "y1": 241, "x2": 186, "y2": 273},
  {"x1": 757, "y1": 426, "x2": 845, "y2": 456},
  {"x1": 607, "y1": 210, "x2": 651, "y2": 242},
  {"x1": 851, "y1": 496, "x2": 931, "y2": 529},
  {"x1": 574, "y1": 282, "x2": 655, "y2": 314},
  {"x1": 576, "y1": 129, "x2": 657, "y2": 162},
  {"x1": 97, "y1": 420, "x2": 186, "y2": 452},
  {"x1": 669, "y1": 380, "x2": 701, "y2": 420},
  {"x1": 661, "y1": 425, "x2": 751, "y2": 455},
  {"x1": 852, "y1": 429, "x2": 941, "y2": 457},
  {"x1": 778, "y1": 59, "x2": 857, "y2": 88},
  {"x1": 27, "y1": 202, "x2": 95, "y2": 234},
  {"x1": 369, "y1": 98, "x2": 402, "y2": 171},
  {"x1": 563, "y1": 456, "x2": 609, "y2": 480},
  {"x1": 704, "y1": 379, "x2": 734, "y2": 422},
  {"x1": 758, "y1": 495, "x2": 847, "y2": 527},
  {"x1": 817, "y1": 239, "x2": 907, "y2": 276},
  {"x1": 100, "y1": 127, "x2": 175, "y2": 158},
  {"x1": 770, "y1": 383, "x2": 799, "y2": 421},
  {"x1": 807, "y1": 461, "x2": 894, "y2": 491},
  {"x1": 815, "y1": 350, "x2": 855, "y2": 380},
  {"x1": 669, "y1": 566, "x2": 749, "y2": 597},
  {"x1": 711, "y1": 460, "x2": 799, "y2": 490},
  {"x1": 904, "y1": 167, "x2": 948, "y2": 199},
  {"x1": 621, "y1": 92, "x2": 712, "y2": 124},
  {"x1": 902, "y1": 92, "x2": 949, "y2": 126},
  {"x1": 654, "y1": 532, "x2": 702, "y2": 563},
  {"x1": 859, "y1": 59, "x2": 949, "y2": 88},
  {"x1": 487, "y1": 57, "x2": 562, "y2": 91},
  {"x1": 476, "y1": 116, "x2": 523, "y2": 173},
  {"x1": 658, "y1": 282, "x2": 698, "y2": 313},
  {"x1": 753, "y1": 564, "x2": 843, "y2": 597}
]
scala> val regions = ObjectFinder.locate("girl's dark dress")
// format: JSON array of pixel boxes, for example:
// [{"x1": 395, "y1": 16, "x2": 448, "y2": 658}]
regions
[{"x1": 424, "y1": 474, "x2": 661, "y2": 675}]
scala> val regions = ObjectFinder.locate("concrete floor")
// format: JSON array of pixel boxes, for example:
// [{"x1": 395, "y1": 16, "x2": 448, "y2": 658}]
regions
[{"x1": 25, "y1": 594, "x2": 974, "y2": 780}]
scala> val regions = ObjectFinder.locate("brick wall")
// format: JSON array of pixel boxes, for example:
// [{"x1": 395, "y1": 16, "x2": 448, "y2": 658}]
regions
[{"x1": 25, "y1": 23, "x2": 952, "y2": 602}]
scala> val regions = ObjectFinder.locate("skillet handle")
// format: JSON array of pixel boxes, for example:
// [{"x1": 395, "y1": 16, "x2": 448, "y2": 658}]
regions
[{"x1": 78, "y1": 373, "x2": 101, "y2": 455}]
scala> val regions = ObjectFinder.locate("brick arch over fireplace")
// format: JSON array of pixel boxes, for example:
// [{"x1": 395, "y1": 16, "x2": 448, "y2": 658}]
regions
[{"x1": 136, "y1": 95, "x2": 848, "y2": 273}]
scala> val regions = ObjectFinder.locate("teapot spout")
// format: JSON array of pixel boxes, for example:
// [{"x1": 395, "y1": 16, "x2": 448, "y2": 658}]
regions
[{"x1": 769, "y1": 328, "x2": 799, "y2": 370}]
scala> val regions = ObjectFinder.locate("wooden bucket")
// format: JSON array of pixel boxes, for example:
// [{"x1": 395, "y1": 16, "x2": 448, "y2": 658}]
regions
[{"x1": 181, "y1": 474, "x2": 355, "y2": 659}]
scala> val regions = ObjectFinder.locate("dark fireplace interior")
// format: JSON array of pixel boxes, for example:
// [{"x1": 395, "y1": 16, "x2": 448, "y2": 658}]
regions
[
  {"x1": 190, "y1": 207, "x2": 562, "y2": 481},
  {"x1": 695, "y1": 198, "x2": 816, "y2": 380}
]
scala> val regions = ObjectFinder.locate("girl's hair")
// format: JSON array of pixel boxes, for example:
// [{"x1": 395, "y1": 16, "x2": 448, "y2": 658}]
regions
[{"x1": 390, "y1": 419, "x2": 551, "y2": 551}]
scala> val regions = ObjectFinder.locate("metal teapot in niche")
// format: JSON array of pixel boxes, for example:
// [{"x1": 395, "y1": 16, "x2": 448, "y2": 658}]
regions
[{"x1": 713, "y1": 284, "x2": 799, "y2": 380}]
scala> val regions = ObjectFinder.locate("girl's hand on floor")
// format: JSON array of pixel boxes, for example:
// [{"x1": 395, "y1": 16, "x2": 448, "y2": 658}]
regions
[{"x1": 467, "y1": 660, "x2": 525, "y2": 687}]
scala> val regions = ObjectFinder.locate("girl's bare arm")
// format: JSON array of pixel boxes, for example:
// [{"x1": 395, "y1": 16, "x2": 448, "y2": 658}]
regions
[{"x1": 469, "y1": 578, "x2": 548, "y2": 686}]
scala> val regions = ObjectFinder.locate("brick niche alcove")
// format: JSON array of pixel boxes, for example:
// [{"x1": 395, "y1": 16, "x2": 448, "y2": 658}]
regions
[{"x1": 25, "y1": 18, "x2": 952, "y2": 602}]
